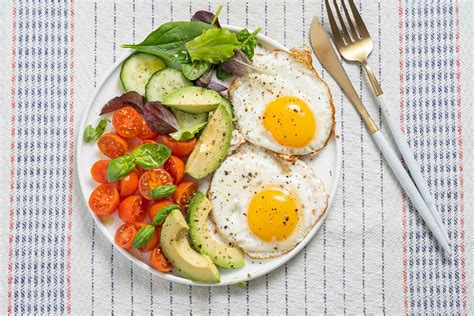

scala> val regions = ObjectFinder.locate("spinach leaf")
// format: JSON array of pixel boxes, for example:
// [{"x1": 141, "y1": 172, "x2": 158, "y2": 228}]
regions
[
  {"x1": 169, "y1": 122, "x2": 207, "y2": 141},
  {"x1": 106, "y1": 154, "x2": 136, "y2": 182},
  {"x1": 122, "y1": 21, "x2": 214, "y2": 68},
  {"x1": 149, "y1": 185, "x2": 177, "y2": 200},
  {"x1": 83, "y1": 119, "x2": 109, "y2": 143},
  {"x1": 236, "y1": 28, "x2": 261, "y2": 60},
  {"x1": 186, "y1": 28, "x2": 240, "y2": 64},
  {"x1": 152, "y1": 204, "x2": 180, "y2": 226},
  {"x1": 132, "y1": 143, "x2": 172, "y2": 169},
  {"x1": 132, "y1": 225, "x2": 155, "y2": 248},
  {"x1": 181, "y1": 60, "x2": 211, "y2": 80}
]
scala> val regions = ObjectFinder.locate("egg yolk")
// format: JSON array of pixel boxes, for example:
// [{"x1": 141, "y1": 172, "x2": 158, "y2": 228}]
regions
[
  {"x1": 247, "y1": 189, "x2": 299, "y2": 241},
  {"x1": 262, "y1": 96, "x2": 316, "y2": 148}
]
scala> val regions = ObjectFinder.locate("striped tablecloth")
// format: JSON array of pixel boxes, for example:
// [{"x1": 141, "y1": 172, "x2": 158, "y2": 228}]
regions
[{"x1": 0, "y1": 0, "x2": 472, "y2": 314}]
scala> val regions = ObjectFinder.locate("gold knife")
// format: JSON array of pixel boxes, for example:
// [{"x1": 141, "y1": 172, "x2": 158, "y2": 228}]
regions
[{"x1": 309, "y1": 17, "x2": 451, "y2": 254}]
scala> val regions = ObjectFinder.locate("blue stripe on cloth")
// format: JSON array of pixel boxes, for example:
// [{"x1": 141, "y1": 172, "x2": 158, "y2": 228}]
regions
[
  {"x1": 10, "y1": 0, "x2": 72, "y2": 313},
  {"x1": 402, "y1": 1, "x2": 465, "y2": 313}
]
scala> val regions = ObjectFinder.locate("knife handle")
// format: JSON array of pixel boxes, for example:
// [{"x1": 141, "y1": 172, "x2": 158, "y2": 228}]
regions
[{"x1": 371, "y1": 130, "x2": 451, "y2": 255}]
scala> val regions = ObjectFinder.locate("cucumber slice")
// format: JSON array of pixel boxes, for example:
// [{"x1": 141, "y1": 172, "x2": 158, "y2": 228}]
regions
[
  {"x1": 145, "y1": 68, "x2": 193, "y2": 102},
  {"x1": 120, "y1": 53, "x2": 166, "y2": 95}
]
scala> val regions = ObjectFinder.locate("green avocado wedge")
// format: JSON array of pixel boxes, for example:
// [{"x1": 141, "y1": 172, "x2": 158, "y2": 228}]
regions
[
  {"x1": 160, "y1": 209, "x2": 220, "y2": 284},
  {"x1": 185, "y1": 104, "x2": 233, "y2": 179},
  {"x1": 188, "y1": 192, "x2": 245, "y2": 269},
  {"x1": 162, "y1": 86, "x2": 222, "y2": 114}
]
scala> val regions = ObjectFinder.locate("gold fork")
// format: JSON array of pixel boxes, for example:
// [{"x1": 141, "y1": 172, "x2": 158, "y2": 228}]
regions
[{"x1": 325, "y1": 0, "x2": 450, "y2": 245}]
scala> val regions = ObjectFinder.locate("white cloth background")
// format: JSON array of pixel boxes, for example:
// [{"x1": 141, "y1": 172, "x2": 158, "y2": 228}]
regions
[{"x1": 0, "y1": 0, "x2": 472, "y2": 314}]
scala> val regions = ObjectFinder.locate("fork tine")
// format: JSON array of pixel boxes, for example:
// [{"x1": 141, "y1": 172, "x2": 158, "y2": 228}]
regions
[
  {"x1": 332, "y1": 0, "x2": 352, "y2": 44},
  {"x1": 324, "y1": 0, "x2": 347, "y2": 47},
  {"x1": 341, "y1": 0, "x2": 359, "y2": 39},
  {"x1": 348, "y1": 0, "x2": 370, "y2": 38}
]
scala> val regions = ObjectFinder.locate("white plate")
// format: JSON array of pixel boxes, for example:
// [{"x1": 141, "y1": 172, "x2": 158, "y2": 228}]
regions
[{"x1": 76, "y1": 25, "x2": 341, "y2": 286}]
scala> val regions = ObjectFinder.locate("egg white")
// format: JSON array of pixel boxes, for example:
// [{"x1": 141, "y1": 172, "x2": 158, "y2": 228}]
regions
[
  {"x1": 208, "y1": 143, "x2": 328, "y2": 259},
  {"x1": 228, "y1": 49, "x2": 335, "y2": 156}
]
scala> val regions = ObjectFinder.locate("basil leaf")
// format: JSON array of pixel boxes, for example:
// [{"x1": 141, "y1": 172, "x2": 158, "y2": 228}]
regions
[
  {"x1": 185, "y1": 28, "x2": 241, "y2": 64},
  {"x1": 152, "y1": 204, "x2": 180, "y2": 226},
  {"x1": 106, "y1": 154, "x2": 136, "y2": 182},
  {"x1": 236, "y1": 28, "x2": 261, "y2": 60},
  {"x1": 181, "y1": 60, "x2": 211, "y2": 80},
  {"x1": 132, "y1": 143, "x2": 172, "y2": 169},
  {"x1": 216, "y1": 67, "x2": 232, "y2": 80},
  {"x1": 150, "y1": 185, "x2": 177, "y2": 200},
  {"x1": 169, "y1": 122, "x2": 207, "y2": 141},
  {"x1": 132, "y1": 225, "x2": 155, "y2": 248},
  {"x1": 122, "y1": 21, "x2": 214, "y2": 68},
  {"x1": 83, "y1": 119, "x2": 109, "y2": 142}
]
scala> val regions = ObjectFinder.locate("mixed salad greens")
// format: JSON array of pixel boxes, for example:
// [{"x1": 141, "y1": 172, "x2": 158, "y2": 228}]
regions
[{"x1": 83, "y1": 6, "x2": 260, "y2": 282}]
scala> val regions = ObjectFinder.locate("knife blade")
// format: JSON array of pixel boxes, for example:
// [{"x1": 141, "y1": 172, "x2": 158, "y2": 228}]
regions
[{"x1": 309, "y1": 17, "x2": 378, "y2": 134}]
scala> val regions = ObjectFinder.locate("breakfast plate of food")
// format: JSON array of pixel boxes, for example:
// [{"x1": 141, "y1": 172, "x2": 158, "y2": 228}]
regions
[{"x1": 77, "y1": 7, "x2": 340, "y2": 286}]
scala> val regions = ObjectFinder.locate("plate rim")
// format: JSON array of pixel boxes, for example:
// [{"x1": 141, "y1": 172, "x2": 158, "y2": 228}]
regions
[{"x1": 76, "y1": 24, "x2": 342, "y2": 287}]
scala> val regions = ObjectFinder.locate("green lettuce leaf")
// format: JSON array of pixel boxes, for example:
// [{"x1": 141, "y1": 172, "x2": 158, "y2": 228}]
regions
[
  {"x1": 169, "y1": 122, "x2": 207, "y2": 141},
  {"x1": 185, "y1": 28, "x2": 241, "y2": 64}
]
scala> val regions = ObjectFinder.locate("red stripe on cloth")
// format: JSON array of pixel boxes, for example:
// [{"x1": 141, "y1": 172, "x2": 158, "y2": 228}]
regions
[
  {"x1": 66, "y1": 0, "x2": 76, "y2": 314},
  {"x1": 454, "y1": 0, "x2": 467, "y2": 313},
  {"x1": 7, "y1": 2, "x2": 17, "y2": 315},
  {"x1": 398, "y1": 0, "x2": 408, "y2": 315}
]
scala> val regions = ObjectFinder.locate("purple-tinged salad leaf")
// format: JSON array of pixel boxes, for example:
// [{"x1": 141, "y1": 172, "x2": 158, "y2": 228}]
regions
[
  {"x1": 218, "y1": 49, "x2": 254, "y2": 77},
  {"x1": 191, "y1": 11, "x2": 221, "y2": 28},
  {"x1": 100, "y1": 91, "x2": 144, "y2": 115},
  {"x1": 185, "y1": 28, "x2": 240, "y2": 64},
  {"x1": 194, "y1": 69, "x2": 227, "y2": 93},
  {"x1": 143, "y1": 101, "x2": 179, "y2": 134}
]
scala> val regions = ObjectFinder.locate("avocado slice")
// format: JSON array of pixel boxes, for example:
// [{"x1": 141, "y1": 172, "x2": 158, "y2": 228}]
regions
[
  {"x1": 188, "y1": 192, "x2": 245, "y2": 269},
  {"x1": 162, "y1": 86, "x2": 221, "y2": 114},
  {"x1": 161, "y1": 209, "x2": 220, "y2": 284},
  {"x1": 185, "y1": 104, "x2": 233, "y2": 179}
]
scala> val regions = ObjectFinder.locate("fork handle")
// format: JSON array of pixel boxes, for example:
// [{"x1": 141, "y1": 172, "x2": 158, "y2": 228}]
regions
[
  {"x1": 371, "y1": 130, "x2": 451, "y2": 254},
  {"x1": 377, "y1": 94, "x2": 450, "y2": 243},
  {"x1": 362, "y1": 62, "x2": 383, "y2": 96}
]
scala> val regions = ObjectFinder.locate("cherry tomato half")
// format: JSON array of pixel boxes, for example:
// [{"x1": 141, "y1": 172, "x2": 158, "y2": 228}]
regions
[
  {"x1": 150, "y1": 247, "x2": 172, "y2": 272},
  {"x1": 139, "y1": 169, "x2": 173, "y2": 200},
  {"x1": 138, "y1": 119, "x2": 158, "y2": 140},
  {"x1": 97, "y1": 133, "x2": 128, "y2": 158},
  {"x1": 112, "y1": 106, "x2": 143, "y2": 138},
  {"x1": 161, "y1": 136, "x2": 196, "y2": 157},
  {"x1": 148, "y1": 199, "x2": 175, "y2": 222},
  {"x1": 172, "y1": 181, "x2": 198, "y2": 211},
  {"x1": 119, "y1": 171, "x2": 139, "y2": 198},
  {"x1": 89, "y1": 183, "x2": 120, "y2": 216},
  {"x1": 118, "y1": 195, "x2": 146, "y2": 223},
  {"x1": 115, "y1": 223, "x2": 139, "y2": 249},
  {"x1": 164, "y1": 156, "x2": 185, "y2": 184},
  {"x1": 91, "y1": 160, "x2": 110, "y2": 183}
]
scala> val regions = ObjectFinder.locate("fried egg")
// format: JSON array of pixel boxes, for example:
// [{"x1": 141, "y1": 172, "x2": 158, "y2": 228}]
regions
[
  {"x1": 208, "y1": 143, "x2": 328, "y2": 258},
  {"x1": 228, "y1": 49, "x2": 335, "y2": 156}
]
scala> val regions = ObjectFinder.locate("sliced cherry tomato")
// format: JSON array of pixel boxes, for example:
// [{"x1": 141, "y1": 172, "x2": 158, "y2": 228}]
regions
[
  {"x1": 172, "y1": 181, "x2": 198, "y2": 211},
  {"x1": 139, "y1": 169, "x2": 173, "y2": 200},
  {"x1": 150, "y1": 247, "x2": 172, "y2": 272},
  {"x1": 138, "y1": 119, "x2": 158, "y2": 140},
  {"x1": 125, "y1": 136, "x2": 143, "y2": 151},
  {"x1": 138, "y1": 226, "x2": 159, "y2": 253},
  {"x1": 89, "y1": 183, "x2": 120, "y2": 216},
  {"x1": 119, "y1": 171, "x2": 139, "y2": 198},
  {"x1": 91, "y1": 160, "x2": 110, "y2": 183},
  {"x1": 114, "y1": 223, "x2": 139, "y2": 249},
  {"x1": 97, "y1": 133, "x2": 128, "y2": 158},
  {"x1": 118, "y1": 195, "x2": 146, "y2": 223},
  {"x1": 112, "y1": 106, "x2": 143, "y2": 138},
  {"x1": 148, "y1": 199, "x2": 175, "y2": 221},
  {"x1": 139, "y1": 139, "x2": 157, "y2": 145},
  {"x1": 164, "y1": 156, "x2": 185, "y2": 184},
  {"x1": 161, "y1": 136, "x2": 196, "y2": 157}
]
